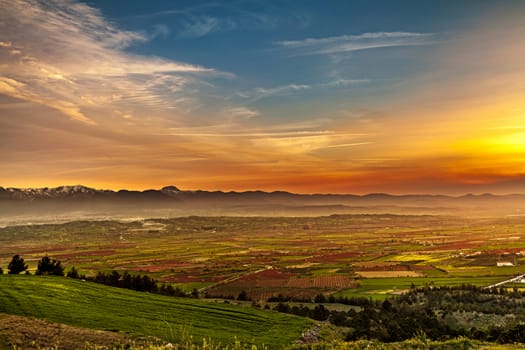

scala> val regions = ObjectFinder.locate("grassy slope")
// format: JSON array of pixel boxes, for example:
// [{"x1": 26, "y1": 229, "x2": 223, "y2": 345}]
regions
[{"x1": 0, "y1": 275, "x2": 310, "y2": 348}]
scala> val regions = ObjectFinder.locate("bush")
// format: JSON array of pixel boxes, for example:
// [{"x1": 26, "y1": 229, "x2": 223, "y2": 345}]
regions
[
  {"x1": 8, "y1": 254, "x2": 28, "y2": 274},
  {"x1": 67, "y1": 266, "x2": 79, "y2": 278},
  {"x1": 36, "y1": 255, "x2": 65, "y2": 276}
]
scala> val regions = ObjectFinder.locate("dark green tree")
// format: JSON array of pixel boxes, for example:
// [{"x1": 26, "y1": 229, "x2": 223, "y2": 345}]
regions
[
  {"x1": 310, "y1": 304, "x2": 330, "y2": 321},
  {"x1": 36, "y1": 255, "x2": 64, "y2": 276},
  {"x1": 314, "y1": 293, "x2": 327, "y2": 303},
  {"x1": 110, "y1": 270, "x2": 121, "y2": 286},
  {"x1": 67, "y1": 267, "x2": 79, "y2": 278},
  {"x1": 8, "y1": 254, "x2": 28, "y2": 274},
  {"x1": 237, "y1": 290, "x2": 249, "y2": 301},
  {"x1": 0, "y1": 266, "x2": 3, "y2": 274}
]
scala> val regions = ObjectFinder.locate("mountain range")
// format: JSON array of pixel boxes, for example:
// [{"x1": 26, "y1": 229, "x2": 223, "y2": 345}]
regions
[{"x1": 1, "y1": 185, "x2": 524, "y2": 226}]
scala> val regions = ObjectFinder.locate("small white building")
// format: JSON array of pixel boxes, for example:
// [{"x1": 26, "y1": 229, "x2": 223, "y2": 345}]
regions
[{"x1": 497, "y1": 261, "x2": 515, "y2": 267}]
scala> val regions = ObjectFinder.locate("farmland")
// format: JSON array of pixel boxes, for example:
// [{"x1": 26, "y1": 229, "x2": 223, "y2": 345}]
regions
[{"x1": 1, "y1": 214, "x2": 525, "y2": 300}]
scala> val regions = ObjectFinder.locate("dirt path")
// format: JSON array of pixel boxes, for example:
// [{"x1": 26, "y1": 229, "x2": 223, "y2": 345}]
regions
[
  {"x1": 198, "y1": 265, "x2": 273, "y2": 293},
  {"x1": 484, "y1": 274, "x2": 525, "y2": 289}
]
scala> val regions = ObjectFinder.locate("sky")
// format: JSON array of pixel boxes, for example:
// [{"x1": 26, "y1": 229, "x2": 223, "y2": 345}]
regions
[{"x1": 0, "y1": 0, "x2": 524, "y2": 194}]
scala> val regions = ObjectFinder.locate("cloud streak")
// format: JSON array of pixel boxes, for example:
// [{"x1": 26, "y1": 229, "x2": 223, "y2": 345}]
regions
[
  {"x1": 178, "y1": 15, "x2": 236, "y2": 38},
  {"x1": 236, "y1": 79, "x2": 370, "y2": 102},
  {"x1": 277, "y1": 32, "x2": 436, "y2": 56},
  {"x1": 125, "y1": 2, "x2": 291, "y2": 38},
  {"x1": 0, "y1": 0, "x2": 219, "y2": 124}
]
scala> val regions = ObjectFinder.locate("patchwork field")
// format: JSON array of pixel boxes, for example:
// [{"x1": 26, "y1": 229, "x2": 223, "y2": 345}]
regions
[{"x1": 1, "y1": 214, "x2": 525, "y2": 300}]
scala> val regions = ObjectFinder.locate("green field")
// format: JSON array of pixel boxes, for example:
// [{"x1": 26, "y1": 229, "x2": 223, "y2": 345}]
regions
[{"x1": 0, "y1": 275, "x2": 311, "y2": 348}]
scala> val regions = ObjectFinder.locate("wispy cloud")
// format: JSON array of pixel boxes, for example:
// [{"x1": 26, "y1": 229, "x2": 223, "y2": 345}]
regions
[
  {"x1": 321, "y1": 142, "x2": 373, "y2": 149},
  {"x1": 0, "y1": 0, "x2": 222, "y2": 124},
  {"x1": 277, "y1": 32, "x2": 436, "y2": 56},
  {"x1": 251, "y1": 84, "x2": 311, "y2": 101},
  {"x1": 320, "y1": 78, "x2": 371, "y2": 87},
  {"x1": 224, "y1": 107, "x2": 260, "y2": 121},
  {"x1": 167, "y1": 129, "x2": 335, "y2": 138},
  {"x1": 178, "y1": 15, "x2": 236, "y2": 38},
  {"x1": 236, "y1": 79, "x2": 370, "y2": 102},
  {"x1": 125, "y1": 3, "x2": 290, "y2": 38}
]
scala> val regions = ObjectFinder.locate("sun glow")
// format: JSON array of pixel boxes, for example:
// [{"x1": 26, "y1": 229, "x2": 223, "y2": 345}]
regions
[{"x1": 497, "y1": 132, "x2": 525, "y2": 152}]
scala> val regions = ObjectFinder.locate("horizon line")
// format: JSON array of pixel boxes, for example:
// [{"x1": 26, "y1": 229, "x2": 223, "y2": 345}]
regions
[{"x1": 2, "y1": 184, "x2": 524, "y2": 198}]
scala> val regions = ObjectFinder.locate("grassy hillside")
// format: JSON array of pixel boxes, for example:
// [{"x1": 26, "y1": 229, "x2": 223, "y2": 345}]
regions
[{"x1": 0, "y1": 275, "x2": 311, "y2": 348}]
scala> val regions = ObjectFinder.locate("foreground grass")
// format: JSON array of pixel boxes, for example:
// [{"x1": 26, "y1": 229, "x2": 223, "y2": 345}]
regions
[
  {"x1": 2, "y1": 302, "x2": 525, "y2": 350},
  {"x1": 68, "y1": 337, "x2": 525, "y2": 350},
  {"x1": 0, "y1": 275, "x2": 310, "y2": 349},
  {"x1": 289, "y1": 338, "x2": 525, "y2": 349}
]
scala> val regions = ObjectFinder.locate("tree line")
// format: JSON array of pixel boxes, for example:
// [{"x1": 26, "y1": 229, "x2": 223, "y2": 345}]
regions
[
  {"x1": 271, "y1": 285, "x2": 525, "y2": 344},
  {"x1": 1, "y1": 254, "x2": 64, "y2": 276},
  {"x1": 0, "y1": 254, "x2": 194, "y2": 299},
  {"x1": 86, "y1": 270, "x2": 192, "y2": 297}
]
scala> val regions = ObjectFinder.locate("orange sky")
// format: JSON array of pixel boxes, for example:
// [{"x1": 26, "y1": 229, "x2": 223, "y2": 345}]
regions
[{"x1": 0, "y1": 1, "x2": 524, "y2": 194}]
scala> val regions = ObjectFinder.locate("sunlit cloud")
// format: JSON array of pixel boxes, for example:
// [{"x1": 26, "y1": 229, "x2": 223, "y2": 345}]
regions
[
  {"x1": 167, "y1": 129, "x2": 335, "y2": 137},
  {"x1": 321, "y1": 142, "x2": 373, "y2": 149},
  {"x1": 224, "y1": 107, "x2": 260, "y2": 121},
  {"x1": 0, "y1": 0, "x2": 220, "y2": 124}
]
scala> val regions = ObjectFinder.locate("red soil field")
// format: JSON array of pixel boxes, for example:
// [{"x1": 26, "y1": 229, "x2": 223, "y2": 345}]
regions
[
  {"x1": 313, "y1": 251, "x2": 361, "y2": 262},
  {"x1": 286, "y1": 275, "x2": 355, "y2": 288}
]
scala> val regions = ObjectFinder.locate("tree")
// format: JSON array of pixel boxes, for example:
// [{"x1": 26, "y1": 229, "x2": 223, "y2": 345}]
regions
[
  {"x1": 310, "y1": 304, "x2": 330, "y2": 321},
  {"x1": 8, "y1": 254, "x2": 28, "y2": 274},
  {"x1": 237, "y1": 290, "x2": 249, "y2": 301},
  {"x1": 0, "y1": 267, "x2": 3, "y2": 274},
  {"x1": 314, "y1": 293, "x2": 327, "y2": 303},
  {"x1": 36, "y1": 255, "x2": 64, "y2": 276},
  {"x1": 67, "y1": 267, "x2": 79, "y2": 278},
  {"x1": 110, "y1": 270, "x2": 121, "y2": 286}
]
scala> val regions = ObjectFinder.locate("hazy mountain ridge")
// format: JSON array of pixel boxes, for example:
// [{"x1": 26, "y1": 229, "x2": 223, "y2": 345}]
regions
[
  {"x1": 2, "y1": 184, "x2": 522, "y2": 201},
  {"x1": 1, "y1": 185, "x2": 524, "y2": 226}
]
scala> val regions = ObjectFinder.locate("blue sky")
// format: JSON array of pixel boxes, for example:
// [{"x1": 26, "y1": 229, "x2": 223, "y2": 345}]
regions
[
  {"x1": 1, "y1": 0, "x2": 524, "y2": 193},
  {"x1": 81, "y1": 0, "x2": 513, "y2": 124}
]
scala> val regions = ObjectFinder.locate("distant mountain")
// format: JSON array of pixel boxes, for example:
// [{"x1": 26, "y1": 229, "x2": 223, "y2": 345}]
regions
[
  {"x1": 0, "y1": 185, "x2": 104, "y2": 200},
  {"x1": 1, "y1": 184, "x2": 523, "y2": 202},
  {"x1": 1, "y1": 185, "x2": 524, "y2": 226}
]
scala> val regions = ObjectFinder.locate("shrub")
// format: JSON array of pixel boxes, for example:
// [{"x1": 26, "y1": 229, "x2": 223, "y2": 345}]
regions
[
  {"x1": 67, "y1": 266, "x2": 80, "y2": 278},
  {"x1": 36, "y1": 255, "x2": 65, "y2": 276},
  {"x1": 8, "y1": 254, "x2": 28, "y2": 274}
]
